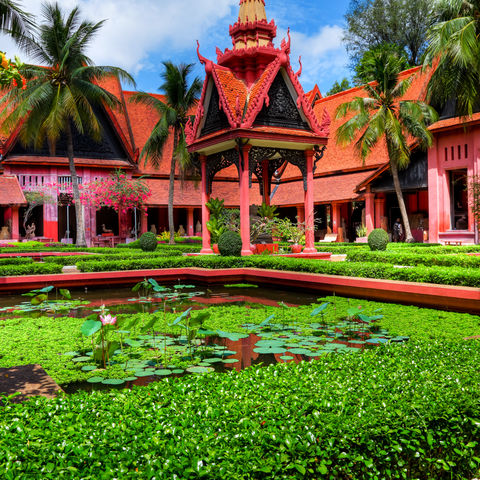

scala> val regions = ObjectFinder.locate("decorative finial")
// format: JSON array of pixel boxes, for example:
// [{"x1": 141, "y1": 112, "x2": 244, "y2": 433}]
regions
[{"x1": 295, "y1": 56, "x2": 302, "y2": 78}]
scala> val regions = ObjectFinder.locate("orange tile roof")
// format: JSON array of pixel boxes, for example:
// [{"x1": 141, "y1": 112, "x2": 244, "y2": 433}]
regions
[
  {"x1": 0, "y1": 175, "x2": 26, "y2": 205},
  {"x1": 4, "y1": 156, "x2": 132, "y2": 169},
  {"x1": 429, "y1": 112, "x2": 480, "y2": 132},
  {"x1": 310, "y1": 66, "x2": 430, "y2": 175}
]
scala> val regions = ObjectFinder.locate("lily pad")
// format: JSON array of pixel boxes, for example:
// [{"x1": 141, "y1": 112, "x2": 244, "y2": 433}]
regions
[
  {"x1": 124, "y1": 376, "x2": 138, "y2": 382},
  {"x1": 172, "y1": 369, "x2": 184, "y2": 374},
  {"x1": 202, "y1": 358, "x2": 223, "y2": 363},
  {"x1": 254, "y1": 340, "x2": 285, "y2": 348},
  {"x1": 222, "y1": 359, "x2": 239, "y2": 364},
  {"x1": 72, "y1": 356, "x2": 91, "y2": 363},
  {"x1": 102, "y1": 378, "x2": 125, "y2": 385},
  {"x1": 280, "y1": 356, "x2": 294, "y2": 361},
  {"x1": 86, "y1": 376, "x2": 104, "y2": 384},
  {"x1": 286, "y1": 348, "x2": 312, "y2": 355},
  {"x1": 253, "y1": 347, "x2": 287, "y2": 355},
  {"x1": 154, "y1": 369, "x2": 172, "y2": 376},
  {"x1": 81, "y1": 365, "x2": 97, "y2": 371}
]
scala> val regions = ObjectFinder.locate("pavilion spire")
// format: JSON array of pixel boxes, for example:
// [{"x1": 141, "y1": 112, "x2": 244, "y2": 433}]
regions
[{"x1": 230, "y1": 0, "x2": 276, "y2": 50}]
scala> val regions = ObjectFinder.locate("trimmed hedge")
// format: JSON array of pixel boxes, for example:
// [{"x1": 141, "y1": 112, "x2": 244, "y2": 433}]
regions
[
  {"x1": 0, "y1": 263, "x2": 63, "y2": 276},
  {"x1": 347, "y1": 250, "x2": 480, "y2": 268},
  {"x1": 1, "y1": 341, "x2": 479, "y2": 479},
  {"x1": 76, "y1": 255, "x2": 480, "y2": 287},
  {"x1": 0, "y1": 257, "x2": 34, "y2": 266}
]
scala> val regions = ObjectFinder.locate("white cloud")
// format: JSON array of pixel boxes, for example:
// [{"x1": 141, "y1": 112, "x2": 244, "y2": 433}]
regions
[
  {"x1": 1, "y1": 0, "x2": 237, "y2": 74},
  {"x1": 283, "y1": 25, "x2": 350, "y2": 93}
]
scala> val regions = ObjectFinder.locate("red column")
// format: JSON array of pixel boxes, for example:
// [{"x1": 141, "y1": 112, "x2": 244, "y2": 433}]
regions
[
  {"x1": 296, "y1": 205, "x2": 305, "y2": 224},
  {"x1": 365, "y1": 191, "x2": 375, "y2": 234},
  {"x1": 375, "y1": 196, "x2": 386, "y2": 230},
  {"x1": 332, "y1": 203, "x2": 340, "y2": 234},
  {"x1": 141, "y1": 209, "x2": 148, "y2": 234},
  {"x1": 200, "y1": 155, "x2": 213, "y2": 254},
  {"x1": 262, "y1": 160, "x2": 270, "y2": 206},
  {"x1": 11, "y1": 207, "x2": 19, "y2": 240},
  {"x1": 303, "y1": 150, "x2": 317, "y2": 253},
  {"x1": 239, "y1": 144, "x2": 253, "y2": 256},
  {"x1": 187, "y1": 208, "x2": 194, "y2": 237}
]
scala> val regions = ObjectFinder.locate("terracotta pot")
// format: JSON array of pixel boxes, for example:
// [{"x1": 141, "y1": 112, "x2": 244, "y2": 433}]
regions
[
  {"x1": 291, "y1": 244, "x2": 303, "y2": 254},
  {"x1": 212, "y1": 244, "x2": 220, "y2": 254}
]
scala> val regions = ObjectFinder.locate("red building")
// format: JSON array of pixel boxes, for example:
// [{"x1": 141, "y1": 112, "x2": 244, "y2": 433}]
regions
[{"x1": 0, "y1": 0, "x2": 478, "y2": 245}]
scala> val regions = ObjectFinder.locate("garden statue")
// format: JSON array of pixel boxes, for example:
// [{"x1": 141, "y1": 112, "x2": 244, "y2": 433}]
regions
[
  {"x1": 102, "y1": 224, "x2": 113, "y2": 234},
  {"x1": 25, "y1": 223, "x2": 35, "y2": 240},
  {"x1": 0, "y1": 225, "x2": 9, "y2": 240},
  {"x1": 150, "y1": 224, "x2": 157, "y2": 235},
  {"x1": 178, "y1": 225, "x2": 186, "y2": 237},
  {"x1": 195, "y1": 220, "x2": 202, "y2": 235}
]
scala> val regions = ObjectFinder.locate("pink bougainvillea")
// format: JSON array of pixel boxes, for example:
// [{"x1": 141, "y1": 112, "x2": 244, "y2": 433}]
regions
[{"x1": 80, "y1": 170, "x2": 151, "y2": 213}]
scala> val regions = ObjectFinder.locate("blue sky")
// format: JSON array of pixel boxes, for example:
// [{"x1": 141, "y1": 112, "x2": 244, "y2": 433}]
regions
[{"x1": 1, "y1": 0, "x2": 353, "y2": 96}]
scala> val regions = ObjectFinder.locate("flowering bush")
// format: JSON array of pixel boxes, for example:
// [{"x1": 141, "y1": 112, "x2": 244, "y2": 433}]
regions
[
  {"x1": 80, "y1": 170, "x2": 151, "y2": 214},
  {"x1": 0, "y1": 52, "x2": 26, "y2": 89}
]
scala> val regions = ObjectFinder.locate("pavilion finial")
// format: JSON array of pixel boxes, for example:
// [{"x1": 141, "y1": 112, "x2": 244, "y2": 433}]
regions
[{"x1": 238, "y1": 0, "x2": 267, "y2": 24}]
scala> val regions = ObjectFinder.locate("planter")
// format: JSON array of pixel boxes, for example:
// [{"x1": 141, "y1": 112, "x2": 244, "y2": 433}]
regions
[
  {"x1": 355, "y1": 236, "x2": 368, "y2": 243},
  {"x1": 255, "y1": 243, "x2": 279, "y2": 255},
  {"x1": 291, "y1": 244, "x2": 303, "y2": 254}
]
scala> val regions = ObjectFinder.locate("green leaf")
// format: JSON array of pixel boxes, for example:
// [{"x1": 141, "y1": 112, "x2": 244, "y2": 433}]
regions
[
  {"x1": 31, "y1": 294, "x2": 48, "y2": 305},
  {"x1": 59, "y1": 288, "x2": 71, "y2": 300},
  {"x1": 81, "y1": 319, "x2": 102, "y2": 337},
  {"x1": 170, "y1": 307, "x2": 192, "y2": 326},
  {"x1": 310, "y1": 303, "x2": 329, "y2": 317}
]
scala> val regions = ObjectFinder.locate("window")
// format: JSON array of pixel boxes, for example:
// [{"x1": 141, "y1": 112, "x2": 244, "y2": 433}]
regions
[
  {"x1": 449, "y1": 169, "x2": 468, "y2": 230},
  {"x1": 465, "y1": 144, "x2": 468, "y2": 158},
  {"x1": 458, "y1": 145, "x2": 462, "y2": 159},
  {"x1": 445, "y1": 147, "x2": 448, "y2": 161},
  {"x1": 58, "y1": 176, "x2": 82, "y2": 191},
  {"x1": 18, "y1": 175, "x2": 45, "y2": 188}
]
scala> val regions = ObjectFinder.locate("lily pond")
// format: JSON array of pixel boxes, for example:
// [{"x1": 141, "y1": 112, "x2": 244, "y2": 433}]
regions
[{"x1": 0, "y1": 279, "x2": 409, "y2": 392}]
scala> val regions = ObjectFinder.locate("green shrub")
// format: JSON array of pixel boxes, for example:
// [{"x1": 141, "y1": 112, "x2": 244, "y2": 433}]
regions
[
  {"x1": 1, "y1": 342, "x2": 480, "y2": 479},
  {"x1": 0, "y1": 263, "x2": 63, "y2": 276},
  {"x1": 218, "y1": 231, "x2": 242, "y2": 257},
  {"x1": 368, "y1": 228, "x2": 389, "y2": 251},
  {"x1": 139, "y1": 232, "x2": 158, "y2": 252}
]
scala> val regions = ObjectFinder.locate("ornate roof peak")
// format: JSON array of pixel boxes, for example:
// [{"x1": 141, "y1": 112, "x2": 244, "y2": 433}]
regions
[{"x1": 238, "y1": 0, "x2": 267, "y2": 24}]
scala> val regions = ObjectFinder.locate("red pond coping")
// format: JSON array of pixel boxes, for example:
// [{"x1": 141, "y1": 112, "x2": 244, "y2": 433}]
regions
[{"x1": 0, "y1": 267, "x2": 479, "y2": 313}]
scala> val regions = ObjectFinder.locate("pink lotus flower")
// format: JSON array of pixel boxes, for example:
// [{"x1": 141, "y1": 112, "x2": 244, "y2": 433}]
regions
[{"x1": 100, "y1": 314, "x2": 117, "y2": 326}]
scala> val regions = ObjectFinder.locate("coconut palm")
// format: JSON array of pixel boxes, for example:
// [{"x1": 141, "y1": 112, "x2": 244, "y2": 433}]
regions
[
  {"x1": 424, "y1": 0, "x2": 480, "y2": 117},
  {"x1": 336, "y1": 51, "x2": 438, "y2": 242},
  {"x1": 0, "y1": 0, "x2": 32, "y2": 37},
  {"x1": 0, "y1": 2, "x2": 134, "y2": 246},
  {"x1": 130, "y1": 62, "x2": 202, "y2": 244}
]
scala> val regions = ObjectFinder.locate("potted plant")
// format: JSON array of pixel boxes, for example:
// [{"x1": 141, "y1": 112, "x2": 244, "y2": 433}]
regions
[
  {"x1": 274, "y1": 218, "x2": 305, "y2": 253},
  {"x1": 355, "y1": 224, "x2": 368, "y2": 243}
]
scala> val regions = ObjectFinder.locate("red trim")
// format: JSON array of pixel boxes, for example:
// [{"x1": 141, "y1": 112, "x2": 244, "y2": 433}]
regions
[{"x1": 0, "y1": 267, "x2": 478, "y2": 313}]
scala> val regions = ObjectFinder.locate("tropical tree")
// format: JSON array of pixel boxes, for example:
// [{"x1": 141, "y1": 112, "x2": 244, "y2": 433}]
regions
[
  {"x1": 130, "y1": 62, "x2": 202, "y2": 244},
  {"x1": 0, "y1": 2, "x2": 134, "y2": 246},
  {"x1": 424, "y1": 0, "x2": 480, "y2": 117},
  {"x1": 0, "y1": 0, "x2": 32, "y2": 37},
  {"x1": 335, "y1": 52, "x2": 438, "y2": 242}
]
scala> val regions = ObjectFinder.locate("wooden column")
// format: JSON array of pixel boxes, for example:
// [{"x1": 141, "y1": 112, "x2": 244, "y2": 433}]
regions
[
  {"x1": 303, "y1": 150, "x2": 317, "y2": 253},
  {"x1": 375, "y1": 196, "x2": 386, "y2": 230},
  {"x1": 187, "y1": 208, "x2": 195, "y2": 236},
  {"x1": 262, "y1": 160, "x2": 270, "y2": 206},
  {"x1": 11, "y1": 206, "x2": 20, "y2": 240},
  {"x1": 332, "y1": 203, "x2": 341, "y2": 234},
  {"x1": 239, "y1": 144, "x2": 253, "y2": 256},
  {"x1": 200, "y1": 155, "x2": 213, "y2": 254},
  {"x1": 365, "y1": 189, "x2": 375, "y2": 234}
]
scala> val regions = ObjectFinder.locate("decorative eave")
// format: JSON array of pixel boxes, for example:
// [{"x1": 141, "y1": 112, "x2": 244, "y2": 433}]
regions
[{"x1": 188, "y1": 126, "x2": 328, "y2": 156}]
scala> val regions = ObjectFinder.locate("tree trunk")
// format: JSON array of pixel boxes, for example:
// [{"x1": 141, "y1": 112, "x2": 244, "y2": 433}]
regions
[
  {"x1": 66, "y1": 123, "x2": 87, "y2": 247},
  {"x1": 168, "y1": 130, "x2": 179, "y2": 245},
  {"x1": 390, "y1": 160, "x2": 414, "y2": 243}
]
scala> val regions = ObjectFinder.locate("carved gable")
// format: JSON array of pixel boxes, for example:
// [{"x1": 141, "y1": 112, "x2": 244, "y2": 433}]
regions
[
  {"x1": 10, "y1": 105, "x2": 129, "y2": 160},
  {"x1": 201, "y1": 85, "x2": 231, "y2": 137},
  {"x1": 254, "y1": 73, "x2": 309, "y2": 130}
]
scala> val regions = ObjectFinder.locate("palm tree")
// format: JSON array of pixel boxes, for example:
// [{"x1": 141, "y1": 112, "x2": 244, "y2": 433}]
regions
[
  {"x1": 424, "y1": 0, "x2": 480, "y2": 117},
  {"x1": 130, "y1": 62, "x2": 202, "y2": 244},
  {"x1": 0, "y1": 2, "x2": 134, "y2": 246},
  {"x1": 0, "y1": 0, "x2": 32, "y2": 37},
  {"x1": 336, "y1": 52, "x2": 438, "y2": 242}
]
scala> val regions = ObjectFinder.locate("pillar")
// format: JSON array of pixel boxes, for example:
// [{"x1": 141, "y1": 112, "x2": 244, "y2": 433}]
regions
[
  {"x1": 187, "y1": 208, "x2": 194, "y2": 236},
  {"x1": 365, "y1": 190, "x2": 375, "y2": 234},
  {"x1": 303, "y1": 150, "x2": 317, "y2": 253},
  {"x1": 11, "y1": 206, "x2": 19, "y2": 240},
  {"x1": 428, "y1": 138, "x2": 440, "y2": 243},
  {"x1": 262, "y1": 160, "x2": 270, "y2": 206},
  {"x1": 332, "y1": 203, "x2": 341, "y2": 234},
  {"x1": 375, "y1": 196, "x2": 386, "y2": 230},
  {"x1": 200, "y1": 155, "x2": 213, "y2": 254},
  {"x1": 141, "y1": 209, "x2": 148, "y2": 235},
  {"x1": 240, "y1": 144, "x2": 253, "y2": 256},
  {"x1": 296, "y1": 205, "x2": 305, "y2": 224}
]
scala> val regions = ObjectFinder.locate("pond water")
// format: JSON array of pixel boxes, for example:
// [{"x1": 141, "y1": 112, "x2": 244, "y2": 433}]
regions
[{"x1": 0, "y1": 282, "x2": 409, "y2": 393}]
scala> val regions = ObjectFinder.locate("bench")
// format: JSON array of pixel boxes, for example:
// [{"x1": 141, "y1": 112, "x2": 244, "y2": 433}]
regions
[
  {"x1": 444, "y1": 240, "x2": 462, "y2": 246},
  {"x1": 319, "y1": 233, "x2": 338, "y2": 243}
]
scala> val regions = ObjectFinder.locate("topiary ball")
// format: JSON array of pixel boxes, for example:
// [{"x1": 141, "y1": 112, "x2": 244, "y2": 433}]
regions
[
  {"x1": 218, "y1": 231, "x2": 242, "y2": 257},
  {"x1": 139, "y1": 232, "x2": 158, "y2": 252},
  {"x1": 368, "y1": 228, "x2": 389, "y2": 251}
]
